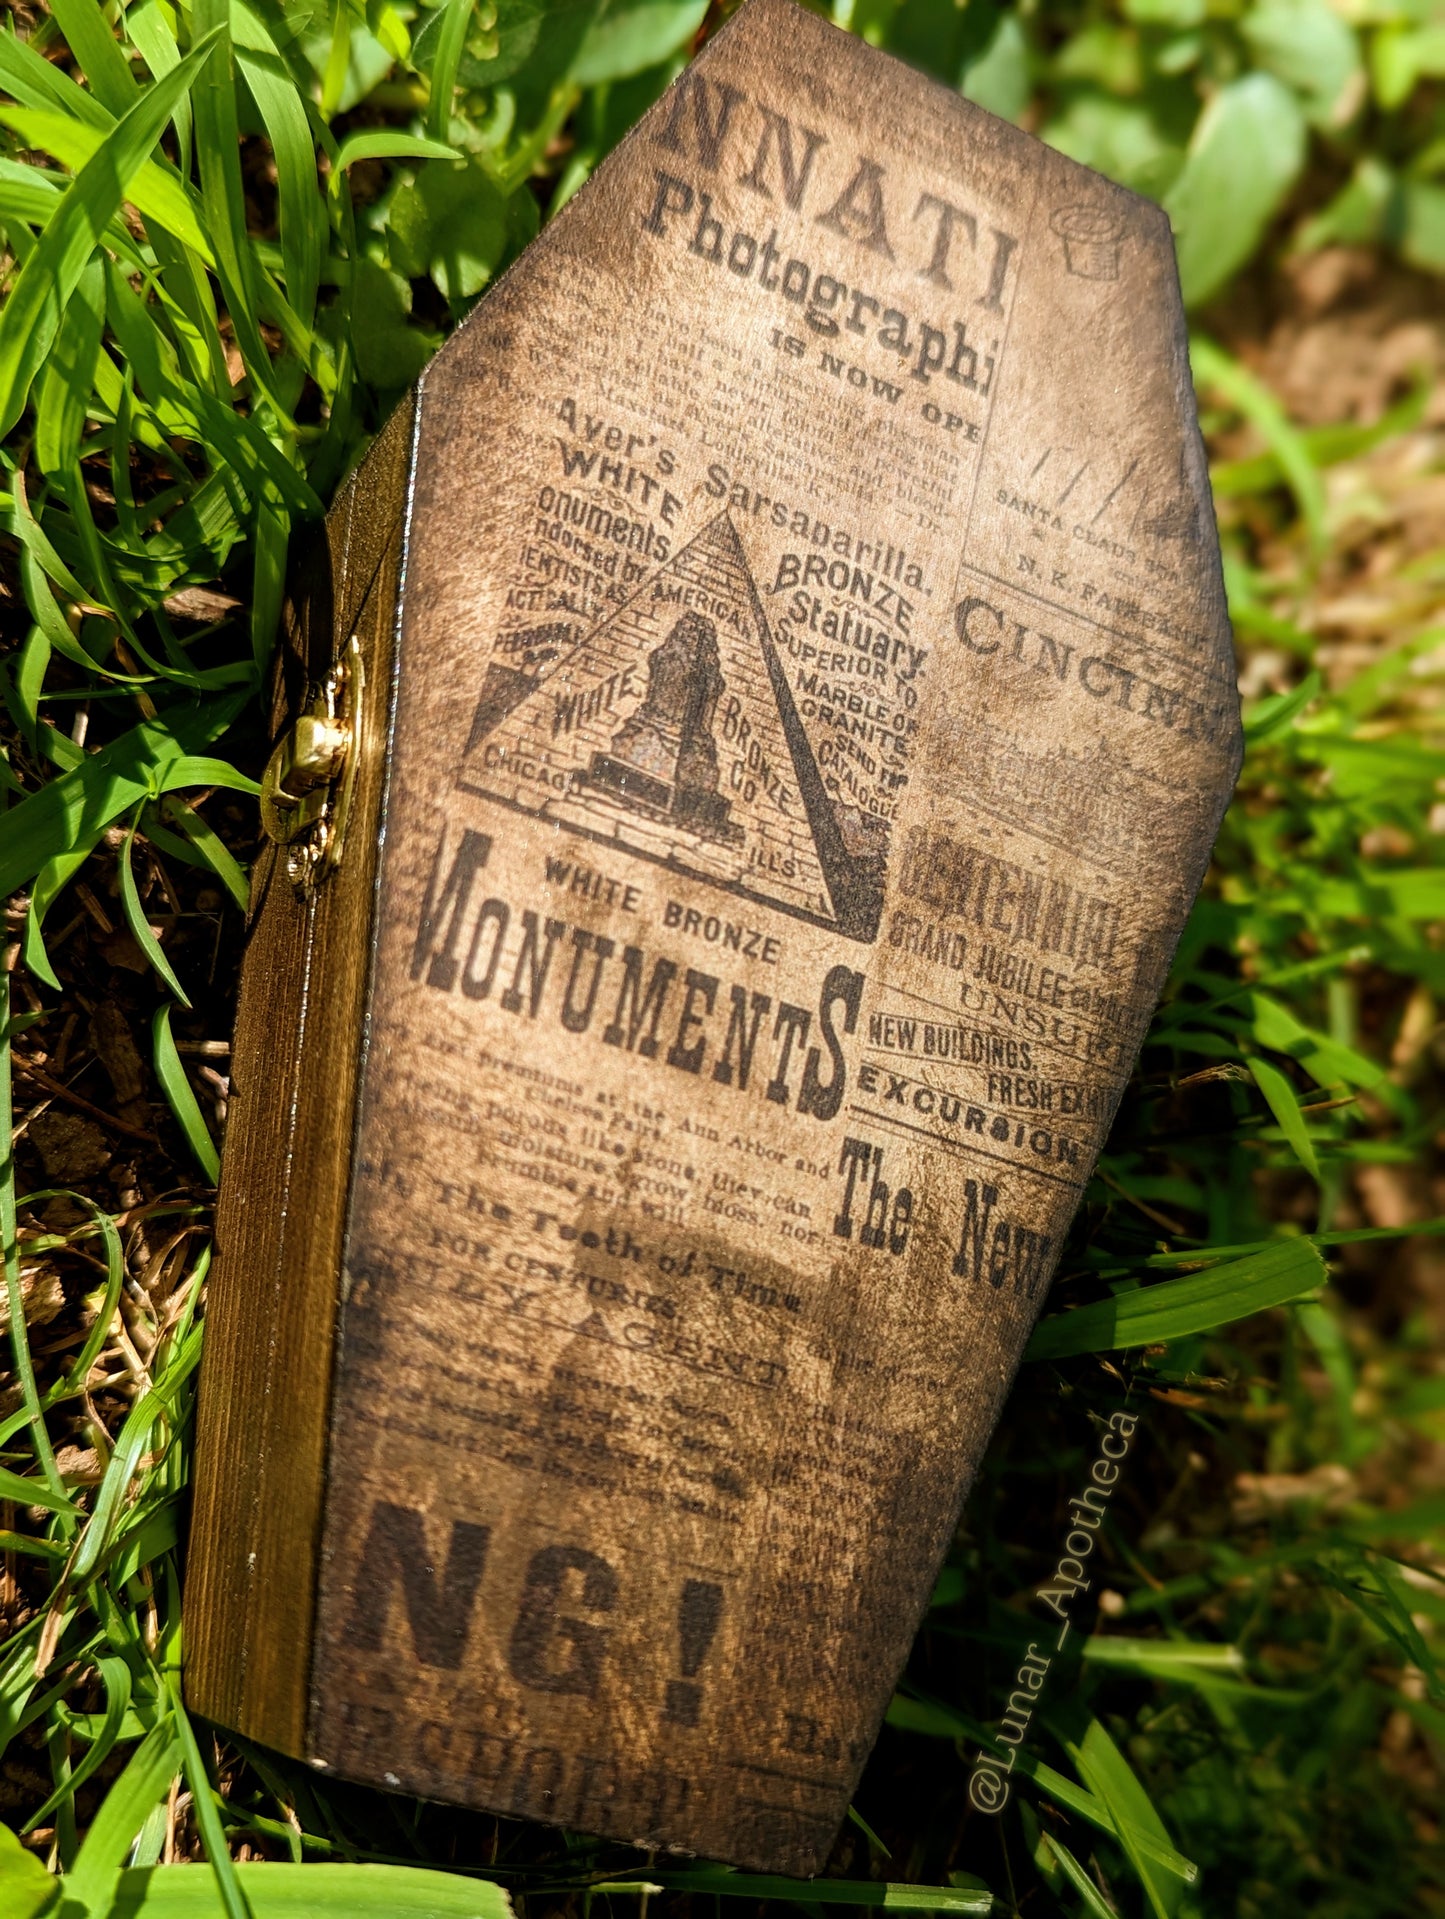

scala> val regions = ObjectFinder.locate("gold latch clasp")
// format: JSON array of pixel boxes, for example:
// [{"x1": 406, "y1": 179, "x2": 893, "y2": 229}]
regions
[{"x1": 260, "y1": 634, "x2": 364, "y2": 895}]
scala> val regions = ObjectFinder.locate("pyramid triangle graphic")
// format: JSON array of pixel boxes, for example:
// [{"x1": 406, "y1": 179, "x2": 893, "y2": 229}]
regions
[{"x1": 456, "y1": 513, "x2": 884, "y2": 940}]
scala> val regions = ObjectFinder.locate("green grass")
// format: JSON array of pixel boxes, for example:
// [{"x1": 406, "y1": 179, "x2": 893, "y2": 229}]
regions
[{"x1": 2, "y1": 3, "x2": 1444, "y2": 1916}]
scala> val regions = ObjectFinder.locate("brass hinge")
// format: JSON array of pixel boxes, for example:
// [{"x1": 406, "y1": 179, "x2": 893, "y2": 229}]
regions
[{"x1": 259, "y1": 635, "x2": 364, "y2": 895}]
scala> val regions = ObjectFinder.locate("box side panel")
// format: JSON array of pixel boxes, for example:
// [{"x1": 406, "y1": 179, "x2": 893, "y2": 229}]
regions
[{"x1": 184, "y1": 397, "x2": 415, "y2": 1750}]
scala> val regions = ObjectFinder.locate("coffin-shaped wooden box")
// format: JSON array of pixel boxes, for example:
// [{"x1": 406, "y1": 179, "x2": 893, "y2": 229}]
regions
[{"x1": 186, "y1": 0, "x2": 1241, "y2": 1873}]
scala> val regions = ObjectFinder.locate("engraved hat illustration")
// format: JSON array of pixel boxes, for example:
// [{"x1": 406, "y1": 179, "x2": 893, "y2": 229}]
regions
[
  {"x1": 1049, "y1": 203, "x2": 1127, "y2": 280},
  {"x1": 458, "y1": 512, "x2": 885, "y2": 941}
]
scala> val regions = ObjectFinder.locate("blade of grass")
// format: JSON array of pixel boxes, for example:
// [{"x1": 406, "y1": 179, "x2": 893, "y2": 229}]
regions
[
  {"x1": 637, "y1": 1873, "x2": 993, "y2": 1912},
  {"x1": 47, "y1": 1715, "x2": 78, "y2": 1868},
  {"x1": 0, "y1": 1614, "x2": 83, "y2": 1759},
  {"x1": 150, "y1": 795, "x2": 251, "y2": 911},
  {"x1": 1210, "y1": 368, "x2": 1431, "y2": 496},
  {"x1": 1144, "y1": 1223, "x2": 1443, "y2": 1265},
  {"x1": 332, "y1": 130, "x2": 463, "y2": 173},
  {"x1": 0, "y1": 22, "x2": 112, "y2": 125},
  {"x1": 1079, "y1": 1638, "x2": 1245, "y2": 1675},
  {"x1": 1191, "y1": 334, "x2": 1327, "y2": 561},
  {"x1": 1061, "y1": 1717, "x2": 1180, "y2": 1919},
  {"x1": 0, "y1": 1467, "x2": 77, "y2": 1517},
  {"x1": 320, "y1": 0, "x2": 354, "y2": 118},
  {"x1": 425, "y1": 0, "x2": 476, "y2": 139},
  {"x1": 233, "y1": 4, "x2": 324, "y2": 332},
  {"x1": 13, "y1": 480, "x2": 142, "y2": 682},
  {"x1": 1249, "y1": 1056, "x2": 1322, "y2": 1181},
  {"x1": 189, "y1": 0, "x2": 296, "y2": 426},
  {"x1": 0, "y1": 108, "x2": 214, "y2": 259},
  {"x1": 152, "y1": 759, "x2": 260, "y2": 797},
  {"x1": 166, "y1": 1672, "x2": 254, "y2": 1919},
  {"x1": 250, "y1": 489, "x2": 290, "y2": 675},
  {"x1": 11, "y1": 627, "x2": 50, "y2": 755},
  {"x1": 1334, "y1": 625, "x2": 1445, "y2": 722},
  {"x1": 22, "y1": 1654, "x2": 133, "y2": 1835},
  {"x1": 32, "y1": 258, "x2": 139, "y2": 642},
  {"x1": 885, "y1": 1695, "x2": 1197, "y2": 1883},
  {"x1": 0, "y1": 1814, "x2": 54, "y2": 1919},
  {"x1": 31, "y1": 1191, "x2": 127, "y2": 1407},
  {"x1": 152, "y1": 1005, "x2": 220, "y2": 1183},
  {"x1": 23, "y1": 848, "x2": 95, "y2": 993},
  {"x1": 61, "y1": 1715, "x2": 182, "y2": 1919},
  {"x1": 1242, "y1": 670, "x2": 1322, "y2": 745},
  {"x1": 1026, "y1": 1238, "x2": 1327, "y2": 1359},
  {"x1": 1242, "y1": 989, "x2": 1403, "y2": 1114},
  {"x1": 101, "y1": 264, "x2": 321, "y2": 520},
  {"x1": 34, "y1": 253, "x2": 106, "y2": 485},
  {"x1": 66, "y1": 1319, "x2": 201, "y2": 1588},
  {"x1": 119, "y1": 810, "x2": 192, "y2": 1007},
  {"x1": 0, "y1": 32, "x2": 222, "y2": 440},
  {"x1": 1, "y1": 971, "x2": 67, "y2": 1505},
  {"x1": 48, "y1": 0, "x2": 140, "y2": 113},
  {"x1": 126, "y1": 0, "x2": 195, "y2": 173},
  {"x1": 1034, "y1": 1834, "x2": 1119, "y2": 1918},
  {"x1": 104, "y1": 1860, "x2": 517, "y2": 1915},
  {"x1": 0, "y1": 689, "x2": 247, "y2": 903}
]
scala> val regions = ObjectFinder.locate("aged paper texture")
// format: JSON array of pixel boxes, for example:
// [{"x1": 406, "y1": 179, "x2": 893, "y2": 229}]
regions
[{"x1": 304, "y1": 0, "x2": 1240, "y2": 1870}]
